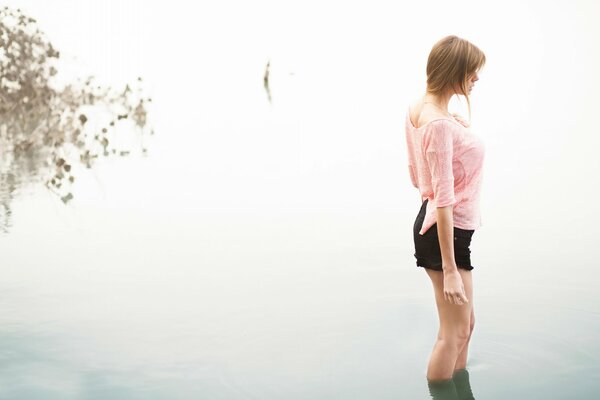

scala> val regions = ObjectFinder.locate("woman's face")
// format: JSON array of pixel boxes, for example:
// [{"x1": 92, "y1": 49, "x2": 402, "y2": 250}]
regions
[
  {"x1": 450, "y1": 71, "x2": 480, "y2": 96},
  {"x1": 466, "y1": 72, "x2": 479, "y2": 94}
]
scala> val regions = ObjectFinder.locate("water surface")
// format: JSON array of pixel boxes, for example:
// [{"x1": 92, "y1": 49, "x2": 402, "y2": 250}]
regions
[{"x1": 2, "y1": 1, "x2": 600, "y2": 399}]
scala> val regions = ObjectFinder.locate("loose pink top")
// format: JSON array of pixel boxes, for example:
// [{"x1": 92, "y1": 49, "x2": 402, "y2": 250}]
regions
[{"x1": 405, "y1": 106, "x2": 486, "y2": 235}]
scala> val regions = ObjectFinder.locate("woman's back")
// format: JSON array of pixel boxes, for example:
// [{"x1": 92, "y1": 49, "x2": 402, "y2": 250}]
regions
[{"x1": 408, "y1": 100, "x2": 451, "y2": 129}]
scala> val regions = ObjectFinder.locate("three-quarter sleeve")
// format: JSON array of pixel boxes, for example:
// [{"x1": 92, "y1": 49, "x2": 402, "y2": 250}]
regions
[
  {"x1": 424, "y1": 122, "x2": 456, "y2": 208},
  {"x1": 405, "y1": 128, "x2": 419, "y2": 189},
  {"x1": 408, "y1": 164, "x2": 418, "y2": 188}
]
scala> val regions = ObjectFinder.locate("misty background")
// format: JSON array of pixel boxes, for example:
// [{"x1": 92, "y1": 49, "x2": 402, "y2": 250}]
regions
[{"x1": 1, "y1": 0, "x2": 599, "y2": 399}]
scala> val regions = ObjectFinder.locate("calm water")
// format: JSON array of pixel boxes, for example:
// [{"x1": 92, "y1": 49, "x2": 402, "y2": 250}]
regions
[{"x1": 2, "y1": 1, "x2": 600, "y2": 399}]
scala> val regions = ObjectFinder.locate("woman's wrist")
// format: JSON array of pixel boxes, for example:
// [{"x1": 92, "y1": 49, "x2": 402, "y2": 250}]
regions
[{"x1": 442, "y1": 263, "x2": 458, "y2": 274}]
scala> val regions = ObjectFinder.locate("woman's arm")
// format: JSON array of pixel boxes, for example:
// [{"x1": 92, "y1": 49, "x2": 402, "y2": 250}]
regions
[
  {"x1": 436, "y1": 205, "x2": 457, "y2": 273},
  {"x1": 425, "y1": 121, "x2": 468, "y2": 305},
  {"x1": 438, "y1": 204, "x2": 468, "y2": 305}
]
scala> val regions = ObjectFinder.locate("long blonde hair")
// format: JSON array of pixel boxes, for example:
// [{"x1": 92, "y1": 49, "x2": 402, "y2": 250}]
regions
[{"x1": 425, "y1": 35, "x2": 486, "y2": 122}]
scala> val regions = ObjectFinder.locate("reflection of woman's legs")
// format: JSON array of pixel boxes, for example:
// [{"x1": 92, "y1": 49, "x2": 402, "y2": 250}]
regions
[
  {"x1": 427, "y1": 378, "x2": 459, "y2": 400},
  {"x1": 452, "y1": 367, "x2": 476, "y2": 400},
  {"x1": 426, "y1": 363, "x2": 475, "y2": 400},
  {"x1": 425, "y1": 268, "x2": 473, "y2": 381}
]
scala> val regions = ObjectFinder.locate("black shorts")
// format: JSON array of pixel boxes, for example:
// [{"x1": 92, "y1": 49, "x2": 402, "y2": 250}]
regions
[{"x1": 413, "y1": 198, "x2": 475, "y2": 271}]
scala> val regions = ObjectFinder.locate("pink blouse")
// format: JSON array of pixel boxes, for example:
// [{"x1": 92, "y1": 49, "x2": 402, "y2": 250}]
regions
[{"x1": 405, "y1": 106, "x2": 486, "y2": 235}]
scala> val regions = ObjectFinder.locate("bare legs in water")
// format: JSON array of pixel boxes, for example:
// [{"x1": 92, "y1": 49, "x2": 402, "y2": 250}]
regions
[{"x1": 425, "y1": 268, "x2": 474, "y2": 381}]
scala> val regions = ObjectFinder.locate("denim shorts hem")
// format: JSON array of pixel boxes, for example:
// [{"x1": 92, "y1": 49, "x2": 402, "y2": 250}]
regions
[{"x1": 416, "y1": 263, "x2": 474, "y2": 272}]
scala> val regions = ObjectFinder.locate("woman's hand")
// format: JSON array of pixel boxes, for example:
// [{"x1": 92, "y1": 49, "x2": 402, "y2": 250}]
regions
[
  {"x1": 451, "y1": 113, "x2": 470, "y2": 128},
  {"x1": 443, "y1": 270, "x2": 469, "y2": 305}
]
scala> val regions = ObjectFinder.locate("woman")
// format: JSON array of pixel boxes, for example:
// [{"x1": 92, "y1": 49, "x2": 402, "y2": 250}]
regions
[{"x1": 405, "y1": 35, "x2": 486, "y2": 383}]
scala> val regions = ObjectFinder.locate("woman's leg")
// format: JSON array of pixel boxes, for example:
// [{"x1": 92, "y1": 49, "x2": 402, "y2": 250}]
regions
[
  {"x1": 424, "y1": 267, "x2": 473, "y2": 381},
  {"x1": 454, "y1": 306, "x2": 475, "y2": 371}
]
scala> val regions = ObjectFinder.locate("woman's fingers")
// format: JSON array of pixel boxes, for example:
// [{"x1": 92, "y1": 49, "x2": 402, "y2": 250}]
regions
[
  {"x1": 457, "y1": 288, "x2": 468, "y2": 304},
  {"x1": 454, "y1": 293, "x2": 462, "y2": 304},
  {"x1": 443, "y1": 281, "x2": 469, "y2": 305},
  {"x1": 445, "y1": 291, "x2": 469, "y2": 305}
]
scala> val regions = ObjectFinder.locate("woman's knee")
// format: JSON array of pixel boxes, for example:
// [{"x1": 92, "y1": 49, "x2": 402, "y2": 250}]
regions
[
  {"x1": 452, "y1": 311, "x2": 474, "y2": 343},
  {"x1": 437, "y1": 330, "x2": 471, "y2": 352},
  {"x1": 456, "y1": 325, "x2": 472, "y2": 343},
  {"x1": 440, "y1": 324, "x2": 471, "y2": 345}
]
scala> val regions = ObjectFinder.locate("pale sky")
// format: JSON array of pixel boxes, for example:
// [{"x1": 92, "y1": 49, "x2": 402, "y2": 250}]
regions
[{"x1": 4, "y1": 0, "x2": 600, "y2": 270}]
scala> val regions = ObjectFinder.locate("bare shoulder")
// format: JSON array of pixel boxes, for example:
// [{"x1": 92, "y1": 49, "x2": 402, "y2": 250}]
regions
[{"x1": 409, "y1": 98, "x2": 451, "y2": 128}]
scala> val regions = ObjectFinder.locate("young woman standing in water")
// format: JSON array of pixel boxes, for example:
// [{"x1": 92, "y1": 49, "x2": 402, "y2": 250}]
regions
[{"x1": 405, "y1": 35, "x2": 486, "y2": 383}]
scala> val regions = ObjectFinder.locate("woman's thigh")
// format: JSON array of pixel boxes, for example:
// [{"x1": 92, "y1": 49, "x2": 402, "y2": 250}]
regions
[{"x1": 425, "y1": 268, "x2": 473, "y2": 339}]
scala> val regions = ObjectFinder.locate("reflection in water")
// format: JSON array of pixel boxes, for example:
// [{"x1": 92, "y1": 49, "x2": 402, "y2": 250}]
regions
[
  {"x1": 263, "y1": 59, "x2": 272, "y2": 104},
  {"x1": 0, "y1": 6, "x2": 152, "y2": 232},
  {"x1": 427, "y1": 368, "x2": 476, "y2": 400}
]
